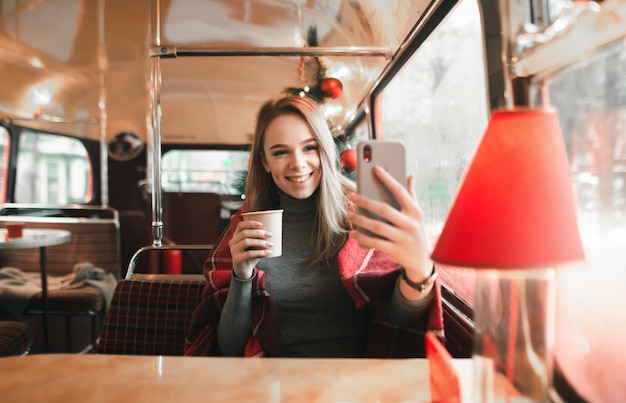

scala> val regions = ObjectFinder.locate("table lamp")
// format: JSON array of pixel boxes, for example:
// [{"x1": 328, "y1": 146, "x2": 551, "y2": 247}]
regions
[{"x1": 431, "y1": 107, "x2": 585, "y2": 402}]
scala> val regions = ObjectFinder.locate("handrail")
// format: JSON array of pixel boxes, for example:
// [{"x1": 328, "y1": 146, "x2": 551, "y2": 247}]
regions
[
  {"x1": 150, "y1": 45, "x2": 394, "y2": 59},
  {"x1": 126, "y1": 244, "x2": 213, "y2": 279}
]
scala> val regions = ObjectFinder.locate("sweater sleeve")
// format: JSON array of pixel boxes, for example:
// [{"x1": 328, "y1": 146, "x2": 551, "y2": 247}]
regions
[
  {"x1": 379, "y1": 276, "x2": 435, "y2": 328},
  {"x1": 216, "y1": 271, "x2": 254, "y2": 356}
]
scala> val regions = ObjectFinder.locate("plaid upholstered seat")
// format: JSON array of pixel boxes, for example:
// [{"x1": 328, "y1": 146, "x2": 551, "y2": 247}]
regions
[
  {"x1": 24, "y1": 288, "x2": 105, "y2": 351},
  {"x1": 26, "y1": 288, "x2": 104, "y2": 314},
  {"x1": 0, "y1": 321, "x2": 33, "y2": 356},
  {"x1": 97, "y1": 276, "x2": 205, "y2": 356}
]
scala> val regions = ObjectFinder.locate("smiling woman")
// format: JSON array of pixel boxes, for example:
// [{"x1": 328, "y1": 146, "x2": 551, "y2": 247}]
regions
[
  {"x1": 185, "y1": 94, "x2": 443, "y2": 359},
  {"x1": 1, "y1": 0, "x2": 626, "y2": 401}
]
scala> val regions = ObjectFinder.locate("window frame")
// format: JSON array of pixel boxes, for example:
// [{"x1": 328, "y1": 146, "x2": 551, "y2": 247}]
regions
[{"x1": 2, "y1": 123, "x2": 101, "y2": 205}]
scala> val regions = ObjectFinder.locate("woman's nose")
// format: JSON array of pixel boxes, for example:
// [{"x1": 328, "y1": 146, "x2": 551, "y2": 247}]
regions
[{"x1": 290, "y1": 151, "x2": 306, "y2": 168}]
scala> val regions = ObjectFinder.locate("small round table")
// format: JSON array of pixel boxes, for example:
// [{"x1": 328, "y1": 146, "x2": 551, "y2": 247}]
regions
[{"x1": 0, "y1": 228, "x2": 71, "y2": 352}]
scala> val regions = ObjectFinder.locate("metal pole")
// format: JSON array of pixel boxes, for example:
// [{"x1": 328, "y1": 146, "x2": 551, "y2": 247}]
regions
[
  {"x1": 97, "y1": 0, "x2": 109, "y2": 207},
  {"x1": 149, "y1": 0, "x2": 163, "y2": 247}
]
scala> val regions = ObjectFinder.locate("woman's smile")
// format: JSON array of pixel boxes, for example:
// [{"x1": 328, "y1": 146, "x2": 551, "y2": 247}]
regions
[{"x1": 287, "y1": 173, "x2": 312, "y2": 183}]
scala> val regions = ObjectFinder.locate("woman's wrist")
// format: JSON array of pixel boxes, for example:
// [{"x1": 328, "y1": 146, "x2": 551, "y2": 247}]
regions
[
  {"x1": 232, "y1": 267, "x2": 255, "y2": 281},
  {"x1": 400, "y1": 265, "x2": 437, "y2": 293}
]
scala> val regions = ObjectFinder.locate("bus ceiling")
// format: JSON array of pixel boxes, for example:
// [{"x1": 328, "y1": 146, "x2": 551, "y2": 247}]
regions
[{"x1": 0, "y1": 0, "x2": 438, "y2": 145}]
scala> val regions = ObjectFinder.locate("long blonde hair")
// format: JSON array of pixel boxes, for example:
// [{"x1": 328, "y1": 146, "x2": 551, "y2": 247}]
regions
[{"x1": 245, "y1": 95, "x2": 354, "y2": 267}]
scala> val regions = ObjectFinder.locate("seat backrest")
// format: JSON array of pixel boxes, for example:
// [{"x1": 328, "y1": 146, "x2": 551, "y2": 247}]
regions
[
  {"x1": 0, "y1": 205, "x2": 122, "y2": 278},
  {"x1": 97, "y1": 275, "x2": 205, "y2": 356}
]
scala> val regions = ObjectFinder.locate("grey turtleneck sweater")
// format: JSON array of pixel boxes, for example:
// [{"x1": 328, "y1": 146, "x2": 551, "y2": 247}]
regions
[{"x1": 216, "y1": 190, "x2": 433, "y2": 357}]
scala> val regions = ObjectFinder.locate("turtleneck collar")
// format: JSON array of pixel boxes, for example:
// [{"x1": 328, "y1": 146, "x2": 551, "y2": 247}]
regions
[{"x1": 278, "y1": 188, "x2": 317, "y2": 219}]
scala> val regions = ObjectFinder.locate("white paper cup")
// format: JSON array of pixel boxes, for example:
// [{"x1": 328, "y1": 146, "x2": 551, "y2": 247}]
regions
[{"x1": 241, "y1": 209, "x2": 283, "y2": 257}]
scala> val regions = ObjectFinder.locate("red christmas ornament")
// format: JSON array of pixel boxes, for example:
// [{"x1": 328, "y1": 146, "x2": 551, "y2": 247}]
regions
[
  {"x1": 340, "y1": 148, "x2": 357, "y2": 171},
  {"x1": 320, "y1": 77, "x2": 343, "y2": 99}
]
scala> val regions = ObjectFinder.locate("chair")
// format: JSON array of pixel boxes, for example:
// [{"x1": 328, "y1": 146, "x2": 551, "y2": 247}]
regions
[
  {"x1": 0, "y1": 321, "x2": 33, "y2": 356},
  {"x1": 97, "y1": 274, "x2": 205, "y2": 355}
]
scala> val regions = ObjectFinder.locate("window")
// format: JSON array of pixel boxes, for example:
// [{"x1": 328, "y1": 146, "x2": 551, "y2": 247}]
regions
[
  {"x1": 548, "y1": 40, "x2": 626, "y2": 402},
  {"x1": 375, "y1": 1, "x2": 625, "y2": 400},
  {"x1": 161, "y1": 149, "x2": 249, "y2": 195},
  {"x1": 377, "y1": 0, "x2": 488, "y2": 307},
  {"x1": 15, "y1": 130, "x2": 91, "y2": 204}
]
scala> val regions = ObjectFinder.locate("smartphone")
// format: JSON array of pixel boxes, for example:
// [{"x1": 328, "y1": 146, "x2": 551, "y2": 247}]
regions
[{"x1": 356, "y1": 140, "x2": 406, "y2": 237}]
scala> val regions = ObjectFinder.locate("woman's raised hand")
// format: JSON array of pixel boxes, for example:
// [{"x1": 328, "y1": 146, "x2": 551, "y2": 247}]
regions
[{"x1": 348, "y1": 166, "x2": 433, "y2": 288}]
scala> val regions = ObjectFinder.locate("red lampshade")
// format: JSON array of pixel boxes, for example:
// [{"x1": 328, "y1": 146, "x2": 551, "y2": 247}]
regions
[{"x1": 431, "y1": 107, "x2": 585, "y2": 269}]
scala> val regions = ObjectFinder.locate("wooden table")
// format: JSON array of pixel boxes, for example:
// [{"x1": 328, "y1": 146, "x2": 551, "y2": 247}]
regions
[
  {"x1": 0, "y1": 354, "x2": 519, "y2": 402},
  {"x1": 0, "y1": 229, "x2": 71, "y2": 352}
]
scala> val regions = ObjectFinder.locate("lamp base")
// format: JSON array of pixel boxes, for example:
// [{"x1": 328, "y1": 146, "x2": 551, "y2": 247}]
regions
[{"x1": 472, "y1": 269, "x2": 557, "y2": 402}]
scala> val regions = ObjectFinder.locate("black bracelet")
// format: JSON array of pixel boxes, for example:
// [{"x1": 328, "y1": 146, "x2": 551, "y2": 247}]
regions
[{"x1": 401, "y1": 266, "x2": 437, "y2": 293}]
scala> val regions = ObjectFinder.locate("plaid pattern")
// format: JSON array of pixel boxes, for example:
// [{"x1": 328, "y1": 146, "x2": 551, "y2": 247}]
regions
[
  {"x1": 97, "y1": 278, "x2": 205, "y2": 356},
  {"x1": 25, "y1": 288, "x2": 103, "y2": 314},
  {"x1": 0, "y1": 321, "x2": 33, "y2": 356}
]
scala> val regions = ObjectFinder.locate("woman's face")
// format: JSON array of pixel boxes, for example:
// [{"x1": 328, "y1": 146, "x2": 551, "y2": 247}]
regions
[{"x1": 261, "y1": 113, "x2": 322, "y2": 200}]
